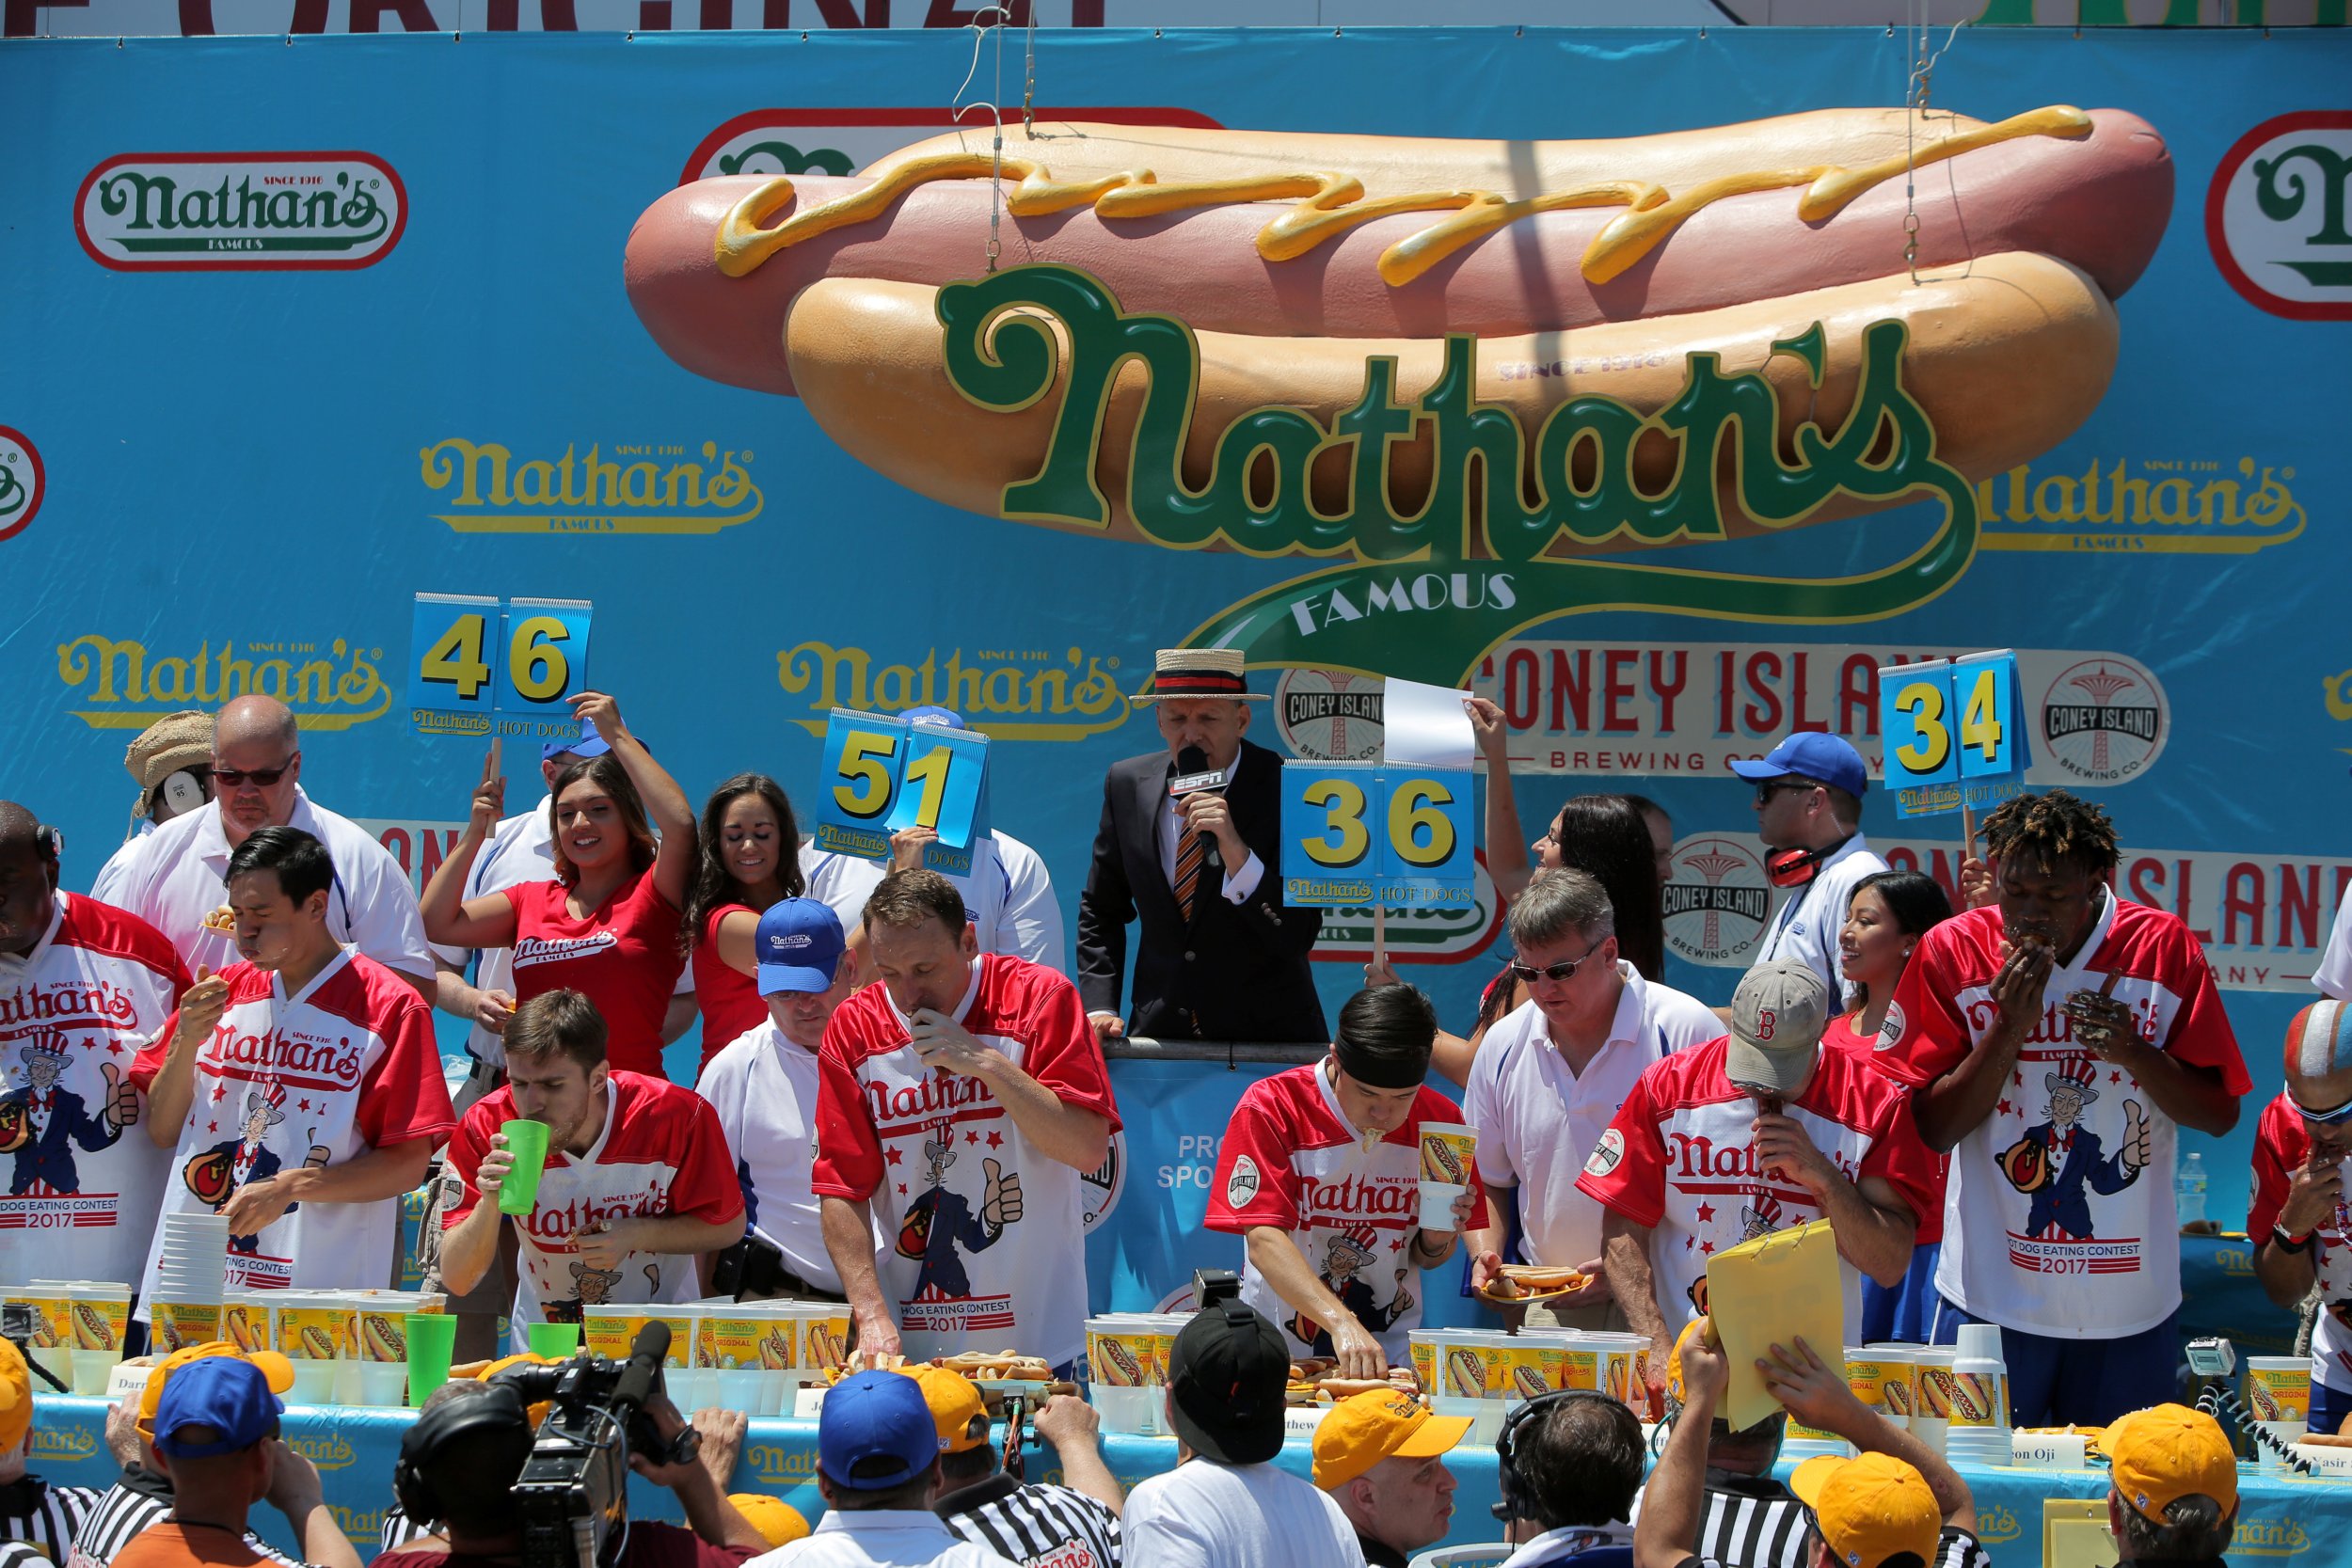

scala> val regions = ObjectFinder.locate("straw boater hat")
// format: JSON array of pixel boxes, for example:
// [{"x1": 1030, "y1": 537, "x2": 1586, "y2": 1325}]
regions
[
  {"x1": 123, "y1": 711, "x2": 214, "y2": 822},
  {"x1": 1129, "y1": 647, "x2": 1269, "y2": 703}
]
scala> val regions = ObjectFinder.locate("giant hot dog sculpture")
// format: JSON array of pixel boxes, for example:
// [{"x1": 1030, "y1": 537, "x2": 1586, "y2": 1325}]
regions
[{"x1": 626, "y1": 110, "x2": 2170, "y2": 670}]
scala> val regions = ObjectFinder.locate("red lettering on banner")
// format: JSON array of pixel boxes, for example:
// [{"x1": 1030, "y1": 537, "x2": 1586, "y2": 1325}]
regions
[
  {"x1": 1742, "y1": 652, "x2": 1783, "y2": 733},
  {"x1": 2225, "y1": 862, "x2": 2265, "y2": 946},
  {"x1": 1841, "y1": 654, "x2": 1879, "y2": 736},
  {"x1": 1651, "y1": 651, "x2": 1687, "y2": 734}
]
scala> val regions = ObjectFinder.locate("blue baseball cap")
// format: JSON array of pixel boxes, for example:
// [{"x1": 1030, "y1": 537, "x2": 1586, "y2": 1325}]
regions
[
  {"x1": 1729, "y1": 732, "x2": 1869, "y2": 798},
  {"x1": 818, "y1": 1370, "x2": 938, "y2": 1490},
  {"x1": 755, "y1": 897, "x2": 847, "y2": 996},
  {"x1": 899, "y1": 705, "x2": 964, "y2": 730},
  {"x1": 151, "y1": 1355, "x2": 281, "y2": 1459},
  {"x1": 542, "y1": 717, "x2": 611, "y2": 763}
]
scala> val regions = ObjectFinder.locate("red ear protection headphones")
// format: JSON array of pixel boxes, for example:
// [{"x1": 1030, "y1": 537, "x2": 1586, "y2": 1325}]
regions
[{"x1": 1764, "y1": 835, "x2": 1853, "y2": 889}]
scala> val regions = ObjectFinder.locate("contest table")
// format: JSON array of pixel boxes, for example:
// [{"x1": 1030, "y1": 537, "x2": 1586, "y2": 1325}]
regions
[{"x1": 27, "y1": 1393, "x2": 2352, "y2": 1560}]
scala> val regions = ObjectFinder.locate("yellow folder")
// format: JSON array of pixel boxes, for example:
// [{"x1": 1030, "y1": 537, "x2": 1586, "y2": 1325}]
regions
[
  {"x1": 1703, "y1": 1216, "x2": 1846, "y2": 1431},
  {"x1": 2042, "y1": 1499, "x2": 2117, "y2": 1568}
]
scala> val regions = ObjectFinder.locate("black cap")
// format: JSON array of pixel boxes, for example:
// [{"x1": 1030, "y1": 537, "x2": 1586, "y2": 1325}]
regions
[{"x1": 1167, "y1": 1300, "x2": 1290, "y2": 1465}]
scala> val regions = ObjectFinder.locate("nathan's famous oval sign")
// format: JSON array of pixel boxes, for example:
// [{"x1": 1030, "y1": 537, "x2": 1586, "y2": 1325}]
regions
[
  {"x1": 75, "y1": 152, "x2": 406, "y2": 272},
  {"x1": 628, "y1": 107, "x2": 2175, "y2": 684}
]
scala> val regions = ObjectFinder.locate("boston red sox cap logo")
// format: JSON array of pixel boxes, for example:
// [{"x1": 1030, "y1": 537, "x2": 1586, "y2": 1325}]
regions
[{"x1": 1756, "y1": 1007, "x2": 1777, "y2": 1040}]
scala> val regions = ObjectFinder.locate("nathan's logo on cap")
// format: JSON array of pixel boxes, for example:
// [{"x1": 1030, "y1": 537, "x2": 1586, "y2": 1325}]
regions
[
  {"x1": 0, "y1": 427, "x2": 43, "y2": 545},
  {"x1": 56, "y1": 632, "x2": 391, "y2": 733},
  {"x1": 767, "y1": 932, "x2": 814, "y2": 951},
  {"x1": 1276, "y1": 668, "x2": 1384, "y2": 760},
  {"x1": 2209, "y1": 111, "x2": 2352, "y2": 322},
  {"x1": 419, "y1": 438, "x2": 762, "y2": 536},
  {"x1": 1662, "y1": 835, "x2": 1772, "y2": 967},
  {"x1": 2041, "y1": 655, "x2": 2166, "y2": 784},
  {"x1": 76, "y1": 152, "x2": 405, "y2": 272}
]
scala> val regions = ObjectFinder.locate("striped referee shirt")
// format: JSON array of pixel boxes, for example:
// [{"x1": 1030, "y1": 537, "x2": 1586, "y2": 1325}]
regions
[
  {"x1": 935, "y1": 1472, "x2": 1120, "y2": 1568},
  {"x1": 60, "y1": 1470, "x2": 302, "y2": 1568},
  {"x1": 1674, "y1": 1476, "x2": 1986, "y2": 1568},
  {"x1": 2, "y1": 1476, "x2": 103, "y2": 1563}
]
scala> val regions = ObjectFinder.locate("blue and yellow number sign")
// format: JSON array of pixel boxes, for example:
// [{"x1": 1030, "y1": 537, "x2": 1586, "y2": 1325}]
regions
[
  {"x1": 1281, "y1": 763, "x2": 1474, "y2": 908},
  {"x1": 814, "y1": 709, "x2": 988, "y2": 874},
  {"x1": 409, "y1": 594, "x2": 594, "y2": 739},
  {"x1": 1878, "y1": 651, "x2": 2025, "y2": 818}
]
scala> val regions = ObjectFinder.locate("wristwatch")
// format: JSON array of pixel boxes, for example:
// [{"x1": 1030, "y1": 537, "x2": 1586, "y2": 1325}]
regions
[{"x1": 2271, "y1": 1223, "x2": 2315, "y2": 1253}]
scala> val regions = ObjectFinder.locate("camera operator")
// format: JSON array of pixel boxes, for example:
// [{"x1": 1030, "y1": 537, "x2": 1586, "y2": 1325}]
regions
[{"x1": 379, "y1": 1382, "x2": 767, "y2": 1568}]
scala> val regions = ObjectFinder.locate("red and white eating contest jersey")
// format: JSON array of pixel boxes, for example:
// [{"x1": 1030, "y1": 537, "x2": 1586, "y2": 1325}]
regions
[
  {"x1": 1878, "y1": 896, "x2": 2249, "y2": 1338},
  {"x1": 0, "y1": 894, "x2": 189, "y2": 1280},
  {"x1": 2249, "y1": 1094, "x2": 2352, "y2": 1397},
  {"x1": 812, "y1": 955, "x2": 1118, "y2": 1372},
  {"x1": 1576, "y1": 1036, "x2": 1936, "y2": 1343},
  {"x1": 130, "y1": 949, "x2": 453, "y2": 1298},
  {"x1": 441, "y1": 1071, "x2": 742, "y2": 1333},
  {"x1": 1207, "y1": 1061, "x2": 1481, "y2": 1362}
]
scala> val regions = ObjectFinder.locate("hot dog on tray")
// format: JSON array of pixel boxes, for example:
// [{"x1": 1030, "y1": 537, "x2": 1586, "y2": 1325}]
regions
[{"x1": 626, "y1": 107, "x2": 2169, "y2": 542}]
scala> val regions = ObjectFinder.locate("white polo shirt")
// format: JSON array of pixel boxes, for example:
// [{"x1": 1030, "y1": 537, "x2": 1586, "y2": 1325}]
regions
[
  {"x1": 744, "y1": 1510, "x2": 1018, "y2": 1568},
  {"x1": 103, "y1": 788, "x2": 436, "y2": 982},
  {"x1": 2318, "y1": 884, "x2": 2352, "y2": 1000},
  {"x1": 801, "y1": 830, "x2": 1068, "y2": 973},
  {"x1": 694, "y1": 1019, "x2": 839, "y2": 1293},
  {"x1": 1466, "y1": 967, "x2": 1720, "y2": 1268},
  {"x1": 1754, "y1": 834, "x2": 1888, "y2": 1004}
]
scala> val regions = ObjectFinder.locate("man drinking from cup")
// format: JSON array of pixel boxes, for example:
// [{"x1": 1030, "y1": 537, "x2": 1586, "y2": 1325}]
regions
[
  {"x1": 1206, "y1": 985, "x2": 1479, "y2": 1379},
  {"x1": 437, "y1": 989, "x2": 743, "y2": 1345}
]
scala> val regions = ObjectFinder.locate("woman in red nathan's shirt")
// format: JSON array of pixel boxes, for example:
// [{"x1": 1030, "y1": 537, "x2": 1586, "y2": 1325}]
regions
[
  {"x1": 678, "y1": 771, "x2": 808, "y2": 1071},
  {"x1": 421, "y1": 690, "x2": 696, "y2": 1079}
]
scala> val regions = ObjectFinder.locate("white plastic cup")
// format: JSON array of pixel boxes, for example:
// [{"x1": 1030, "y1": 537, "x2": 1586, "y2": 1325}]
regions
[
  {"x1": 714, "y1": 1368, "x2": 763, "y2": 1415},
  {"x1": 286, "y1": 1360, "x2": 338, "y2": 1405},
  {"x1": 1417, "y1": 1181, "x2": 1468, "y2": 1232},
  {"x1": 1954, "y1": 1323, "x2": 2003, "y2": 1361},
  {"x1": 666, "y1": 1368, "x2": 714, "y2": 1411},
  {"x1": 355, "y1": 1362, "x2": 407, "y2": 1407},
  {"x1": 1908, "y1": 1347, "x2": 1958, "y2": 1456}
]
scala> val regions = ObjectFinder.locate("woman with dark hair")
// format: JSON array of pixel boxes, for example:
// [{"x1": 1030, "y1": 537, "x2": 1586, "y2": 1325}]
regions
[
  {"x1": 1833, "y1": 867, "x2": 1955, "y2": 1342},
  {"x1": 678, "y1": 773, "x2": 806, "y2": 1069},
  {"x1": 421, "y1": 691, "x2": 694, "y2": 1080}
]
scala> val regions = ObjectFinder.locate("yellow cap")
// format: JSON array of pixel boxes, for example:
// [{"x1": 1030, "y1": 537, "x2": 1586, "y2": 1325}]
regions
[
  {"x1": 1311, "y1": 1388, "x2": 1472, "y2": 1491},
  {"x1": 135, "y1": 1343, "x2": 297, "y2": 1442},
  {"x1": 1788, "y1": 1452, "x2": 1942, "y2": 1568},
  {"x1": 727, "y1": 1495, "x2": 809, "y2": 1548},
  {"x1": 2100, "y1": 1403, "x2": 2238, "y2": 1521},
  {"x1": 0, "y1": 1338, "x2": 30, "y2": 1454},
  {"x1": 898, "y1": 1364, "x2": 990, "y2": 1453}
]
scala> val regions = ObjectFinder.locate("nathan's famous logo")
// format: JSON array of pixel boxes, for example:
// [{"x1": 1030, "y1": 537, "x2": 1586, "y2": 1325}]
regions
[
  {"x1": 75, "y1": 152, "x2": 405, "y2": 272},
  {"x1": 2233, "y1": 1513, "x2": 2312, "y2": 1559},
  {"x1": 287, "y1": 1431, "x2": 356, "y2": 1471},
  {"x1": 56, "y1": 634, "x2": 391, "y2": 731},
  {"x1": 747, "y1": 1444, "x2": 819, "y2": 1483},
  {"x1": 927, "y1": 266, "x2": 1978, "y2": 686},
  {"x1": 777, "y1": 641, "x2": 1127, "y2": 741},
  {"x1": 419, "y1": 438, "x2": 761, "y2": 535},
  {"x1": 0, "y1": 427, "x2": 41, "y2": 544},
  {"x1": 676, "y1": 106, "x2": 1221, "y2": 185},
  {"x1": 1975, "y1": 1505, "x2": 2021, "y2": 1546},
  {"x1": 2040, "y1": 656, "x2": 2167, "y2": 784},
  {"x1": 2209, "y1": 111, "x2": 2352, "y2": 322},
  {"x1": 1278, "y1": 668, "x2": 1384, "y2": 762},
  {"x1": 1662, "y1": 835, "x2": 1772, "y2": 966},
  {"x1": 30, "y1": 1423, "x2": 97, "y2": 1461},
  {"x1": 1975, "y1": 455, "x2": 2304, "y2": 554}
]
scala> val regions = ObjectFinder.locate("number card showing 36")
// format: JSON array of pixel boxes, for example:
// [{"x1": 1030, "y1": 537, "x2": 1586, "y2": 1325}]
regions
[
  {"x1": 409, "y1": 594, "x2": 593, "y2": 738},
  {"x1": 1281, "y1": 762, "x2": 1475, "y2": 909}
]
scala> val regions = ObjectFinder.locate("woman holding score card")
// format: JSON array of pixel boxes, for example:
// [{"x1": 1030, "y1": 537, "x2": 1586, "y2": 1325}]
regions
[{"x1": 422, "y1": 691, "x2": 695, "y2": 1080}]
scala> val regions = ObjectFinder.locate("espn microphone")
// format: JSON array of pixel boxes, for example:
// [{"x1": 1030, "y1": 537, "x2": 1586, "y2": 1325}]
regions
[{"x1": 1170, "y1": 744, "x2": 1231, "y2": 871}]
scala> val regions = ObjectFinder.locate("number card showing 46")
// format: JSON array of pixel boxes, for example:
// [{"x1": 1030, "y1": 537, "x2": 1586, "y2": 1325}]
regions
[
  {"x1": 1281, "y1": 762, "x2": 1474, "y2": 909},
  {"x1": 409, "y1": 594, "x2": 593, "y2": 739}
]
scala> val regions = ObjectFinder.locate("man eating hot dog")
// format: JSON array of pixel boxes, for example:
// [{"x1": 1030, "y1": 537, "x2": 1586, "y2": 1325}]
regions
[{"x1": 1206, "y1": 985, "x2": 1480, "y2": 1380}]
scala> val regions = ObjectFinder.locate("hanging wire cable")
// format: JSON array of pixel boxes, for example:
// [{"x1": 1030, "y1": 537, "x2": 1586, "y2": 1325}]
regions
[{"x1": 947, "y1": 6, "x2": 1017, "y2": 274}]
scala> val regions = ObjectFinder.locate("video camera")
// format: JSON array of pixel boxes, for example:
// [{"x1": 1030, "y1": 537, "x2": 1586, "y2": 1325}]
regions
[
  {"x1": 491, "y1": 1322, "x2": 698, "y2": 1568},
  {"x1": 0, "y1": 1303, "x2": 70, "y2": 1393}
]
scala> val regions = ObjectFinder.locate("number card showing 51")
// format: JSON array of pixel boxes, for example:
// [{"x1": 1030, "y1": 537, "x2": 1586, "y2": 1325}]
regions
[
  {"x1": 813, "y1": 709, "x2": 988, "y2": 877},
  {"x1": 409, "y1": 594, "x2": 593, "y2": 738},
  {"x1": 1281, "y1": 763, "x2": 1474, "y2": 909}
]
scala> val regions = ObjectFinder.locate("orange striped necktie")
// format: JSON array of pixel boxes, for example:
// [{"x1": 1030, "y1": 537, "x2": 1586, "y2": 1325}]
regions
[{"x1": 1173, "y1": 807, "x2": 1202, "y2": 925}]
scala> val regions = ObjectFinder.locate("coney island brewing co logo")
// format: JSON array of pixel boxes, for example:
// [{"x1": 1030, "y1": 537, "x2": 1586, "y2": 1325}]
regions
[
  {"x1": 1276, "y1": 669, "x2": 1385, "y2": 762},
  {"x1": 0, "y1": 427, "x2": 41, "y2": 544},
  {"x1": 2209, "y1": 111, "x2": 2352, "y2": 321},
  {"x1": 75, "y1": 153, "x2": 405, "y2": 271},
  {"x1": 1662, "y1": 835, "x2": 1772, "y2": 966},
  {"x1": 419, "y1": 438, "x2": 762, "y2": 535},
  {"x1": 2040, "y1": 654, "x2": 2167, "y2": 784}
]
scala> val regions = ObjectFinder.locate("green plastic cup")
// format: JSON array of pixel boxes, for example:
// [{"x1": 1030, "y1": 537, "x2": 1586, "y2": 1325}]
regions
[
  {"x1": 498, "y1": 1119, "x2": 551, "y2": 1215},
  {"x1": 528, "y1": 1321, "x2": 581, "y2": 1359},
  {"x1": 405, "y1": 1312, "x2": 458, "y2": 1407}
]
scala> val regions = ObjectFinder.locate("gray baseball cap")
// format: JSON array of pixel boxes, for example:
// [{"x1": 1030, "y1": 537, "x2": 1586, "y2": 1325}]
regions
[{"x1": 1726, "y1": 961, "x2": 1832, "y2": 1098}]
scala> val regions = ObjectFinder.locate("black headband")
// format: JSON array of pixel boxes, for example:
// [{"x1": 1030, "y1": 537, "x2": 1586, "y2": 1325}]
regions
[{"x1": 1332, "y1": 1034, "x2": 1425, "y2": 1090}]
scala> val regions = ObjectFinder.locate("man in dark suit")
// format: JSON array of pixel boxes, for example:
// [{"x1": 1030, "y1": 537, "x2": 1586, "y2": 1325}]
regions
[{"x1": 1077, "y1": 648, "x2": 1326, "y2": 1045}]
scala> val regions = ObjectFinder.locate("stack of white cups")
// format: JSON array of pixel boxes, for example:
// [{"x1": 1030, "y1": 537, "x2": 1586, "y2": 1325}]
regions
[
  {"x1": 149, "y1": 1212, "x2": 231, "y2": 1351},
  {"x1": 1940, "y1": 1323, "x2": 2013, "y2": 1467}
]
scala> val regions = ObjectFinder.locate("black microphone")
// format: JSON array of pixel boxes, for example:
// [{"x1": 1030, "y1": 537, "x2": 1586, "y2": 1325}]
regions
[
  {"x1": 1169, "y1": 744, "x2": 1231, "y2": 871},
  {"x1": 610, "y1": 1321, "x2": 670, "y2": 1418}
]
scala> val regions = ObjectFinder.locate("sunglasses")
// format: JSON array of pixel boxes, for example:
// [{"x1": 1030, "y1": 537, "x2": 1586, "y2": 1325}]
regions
[
  {"x1": 2297, "y1": 1097, "x2": 2352, "y2": 1130},
  {"x1": 1508, "y1": 940, "x2": 1604, "y2": 986},
  {"x1": 1754, "y1": 781, "x2": 1819, "y2": 806},
  {"x1": 212, "y1": 756, "x2": 295, "y2": 787}
]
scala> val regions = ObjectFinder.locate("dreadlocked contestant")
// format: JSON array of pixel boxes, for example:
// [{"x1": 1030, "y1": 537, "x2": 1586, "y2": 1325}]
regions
[{"x1": 1872, "y1": 790, "x2": 2250, "y2": 1430}]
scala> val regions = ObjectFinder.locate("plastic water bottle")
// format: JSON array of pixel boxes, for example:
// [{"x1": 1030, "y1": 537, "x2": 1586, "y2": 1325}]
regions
[{"x1": 2177, "y1": 1151, "x2": 2208, "y2": 1227}]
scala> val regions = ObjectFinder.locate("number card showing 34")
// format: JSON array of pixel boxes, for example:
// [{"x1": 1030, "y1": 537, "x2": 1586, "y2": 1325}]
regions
[
  {"x1": 1877, "y1": 650, "x2": 2027, "y2": 819},
  {"x1": 1281, "y1": 762, "x2": 1475, "y2": 909}
]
